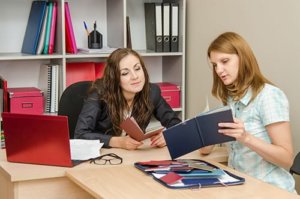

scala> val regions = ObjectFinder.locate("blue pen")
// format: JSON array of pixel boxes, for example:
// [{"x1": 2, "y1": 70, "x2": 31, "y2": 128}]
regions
[{"x1": 83, "y1": 21, "x2": 89, "y2": 36}]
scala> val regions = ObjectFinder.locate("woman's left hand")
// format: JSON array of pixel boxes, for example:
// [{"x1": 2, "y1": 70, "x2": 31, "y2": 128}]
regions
[
  {"x1": 218, "y1": 118, "x2": 250, "y2": 143},
  {"x1": 150, "y1": 132, "x2": 166, "y2": 148}
]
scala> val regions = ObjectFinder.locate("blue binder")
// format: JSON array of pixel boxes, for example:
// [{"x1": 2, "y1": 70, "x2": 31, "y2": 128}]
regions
[
  {"x1": 21, "y1": 1, "x2": 47, "y2": 54},
  {"x1": 163, "y1": 106, "x2": 235, "y2": 159}
]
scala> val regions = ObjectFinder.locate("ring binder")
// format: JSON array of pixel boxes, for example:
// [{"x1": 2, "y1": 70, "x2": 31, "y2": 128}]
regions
[{"x1": 145, "y1": 3, "x2": 163, "y2": 52}]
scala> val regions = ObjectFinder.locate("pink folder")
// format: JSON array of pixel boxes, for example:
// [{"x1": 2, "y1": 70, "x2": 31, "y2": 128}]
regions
[
  {"x1": 48, "y1": 2, "x2": 57, "y2": 54},
  {"x1": 65, "y1": 2, "x2": 77, "y2": 54}
]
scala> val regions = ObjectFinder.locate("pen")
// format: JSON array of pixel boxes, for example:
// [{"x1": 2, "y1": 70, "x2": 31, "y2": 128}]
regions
[{"x1": 83, "y1": 21, "x2": 89, "y2": 36}]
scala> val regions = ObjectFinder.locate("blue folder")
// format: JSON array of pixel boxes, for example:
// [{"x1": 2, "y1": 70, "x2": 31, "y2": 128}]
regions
[
  {"x1": 163, "y1": 106, "x2": 235, "y2": 159},
  {"x1": 21, "y1": 1, "x2": 47, "y2": 54}
]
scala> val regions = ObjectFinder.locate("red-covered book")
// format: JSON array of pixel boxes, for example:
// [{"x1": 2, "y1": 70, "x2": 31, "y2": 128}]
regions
[{"x1": 65, "y1": 2, "x2": 77, "y2": 54}]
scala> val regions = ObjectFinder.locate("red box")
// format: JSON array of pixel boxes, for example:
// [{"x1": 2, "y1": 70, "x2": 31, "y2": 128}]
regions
[
  {"x1": 8, "y1": 87, "x2": 44, "y2": 115},
  {"x1": 156, "y1": 82, "x2": 181, "y2": 108}
]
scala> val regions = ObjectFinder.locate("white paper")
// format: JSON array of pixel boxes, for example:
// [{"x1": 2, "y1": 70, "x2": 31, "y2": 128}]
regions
[{"x1": 70, "y1": 139, "x2": 103, "y2": 160}]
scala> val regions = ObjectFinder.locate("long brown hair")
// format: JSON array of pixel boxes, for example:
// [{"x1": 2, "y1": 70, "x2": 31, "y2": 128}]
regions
[
  {"x1": 91, "y1": 48, "x2": 153, "y2": 135},
  {"x1": 207, "y1": 32, "x2": 272, "y2": 105}
]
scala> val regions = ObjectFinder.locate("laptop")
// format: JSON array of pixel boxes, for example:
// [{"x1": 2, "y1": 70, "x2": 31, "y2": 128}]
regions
[{"x1": 1, "y1": 112, "x2": 82, "y2": 167}]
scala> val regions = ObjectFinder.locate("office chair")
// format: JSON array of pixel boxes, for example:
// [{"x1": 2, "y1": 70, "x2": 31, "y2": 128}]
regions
[
  {"x1": 290, "y1": 152, "x2": 300, "y2": 175},
  {"x1": 58, "y1": 81, "x2": 92, "y2": 139}
]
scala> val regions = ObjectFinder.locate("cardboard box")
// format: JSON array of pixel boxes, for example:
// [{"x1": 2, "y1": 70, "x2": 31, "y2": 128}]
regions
[
  {"x1": 156, "y1": 82, "x2": 180, "y2": 108},
  {"x1": 8, "y1": 87, "x2": 44, "y2": 115}
]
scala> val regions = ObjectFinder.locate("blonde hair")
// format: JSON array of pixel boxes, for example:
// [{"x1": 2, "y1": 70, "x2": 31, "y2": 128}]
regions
[{"x1": 207, "y1": 32, "x2": 271, "y2": 105}]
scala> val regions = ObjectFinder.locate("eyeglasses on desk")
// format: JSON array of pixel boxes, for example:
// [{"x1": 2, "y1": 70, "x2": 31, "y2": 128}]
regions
[{"x1": 89, "y1": 153, "x2": 123, "y2": 165}]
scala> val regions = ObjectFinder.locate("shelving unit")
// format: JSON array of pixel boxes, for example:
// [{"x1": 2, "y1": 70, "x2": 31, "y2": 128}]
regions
[{"x1": 0, "y1": 0, "x2": 186, "y2": 119}]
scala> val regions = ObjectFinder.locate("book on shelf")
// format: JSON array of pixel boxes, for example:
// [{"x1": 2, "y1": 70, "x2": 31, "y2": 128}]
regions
[
  {"x1": 38, "y1": 64, "x2": 59, "y2": 113},
  {"x1": 48, "y1": 1, "x2": 57, "y2": 54},
  {"x1": 0, "y1": 76, "x2": 8, "y2": 114},
  {"x1": 50, "y1": 65, "x2": 59, "y2": 113},
  {"x1": 65, "y1": 2, "x2": 78, "y2": 54},
  {"x1": 43, "y1": 1, "x2": 53, "y2": 54},
  {"x1": 126, "y1": 16, "x2": 132, "y2": 49},
  {"x1": 36, "y1": 3, "x2": 49, "y2": 54},
  {"x1": 66, "y1": 62, "x2": 105, "y2": 87},
  {"x1": 21, "y1": 0, "x2": 47, "y2": 54},
  {"x1": 163, "y1": 106, "x2": 235, "y2": 159}
]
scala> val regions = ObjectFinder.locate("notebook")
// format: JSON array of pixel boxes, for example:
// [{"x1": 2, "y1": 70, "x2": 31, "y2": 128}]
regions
[{"x1": 1, "y1": 112, "x2": 82, "y2": 167}]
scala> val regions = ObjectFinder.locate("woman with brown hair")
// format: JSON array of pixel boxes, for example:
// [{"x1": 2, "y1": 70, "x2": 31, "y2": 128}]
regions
[{"x1": 74, "y1": 48, "x2": 181, "y2": 150}]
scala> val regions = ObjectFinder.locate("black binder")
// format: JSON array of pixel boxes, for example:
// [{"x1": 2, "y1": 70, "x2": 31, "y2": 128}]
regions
[
  {"x1": 162, "y1": 3, "x2": 170, "y2": 52},
  {"x1": 163, "y1": 106, "x2": 235, "y2": 159},
  {"x1": 144, "y1": 3, "x2": 163, "y2": 52},
  {"x1": 170, "y1": 3, "x2": 179, "y2": 52}
]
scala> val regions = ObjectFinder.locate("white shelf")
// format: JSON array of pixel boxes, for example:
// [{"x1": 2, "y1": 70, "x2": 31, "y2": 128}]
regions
[{"x1": 0, "y1": 0, "x2": 186, "y2": 119}]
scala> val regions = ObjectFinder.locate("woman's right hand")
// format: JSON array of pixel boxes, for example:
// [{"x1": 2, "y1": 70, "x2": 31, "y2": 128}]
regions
[{"x1": 109, "y1": 136, "x2": 143, "y2": 150}]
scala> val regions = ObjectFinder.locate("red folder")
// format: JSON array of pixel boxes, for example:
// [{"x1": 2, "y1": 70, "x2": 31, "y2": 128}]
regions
[
  {"x1": 95, "y1": 62, "x2": 106, "y2": 79},
  {"x1": 66, "y1": 62, "x2": 105, "y2": 87},
  {"x1": 48, "y1": 1, "x2": 57, "y2": 54},
  {"x1": 66, "y1": 62, "x2": 95, "y2": 87},
  {"x1": 65, "y1": 2, "x2": 77, "y2": 54}
]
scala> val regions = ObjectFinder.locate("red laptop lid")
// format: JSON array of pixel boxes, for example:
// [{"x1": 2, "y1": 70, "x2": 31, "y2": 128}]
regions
[{"x1": 1, "y1": 112, "x2": 73, "y2": 167}]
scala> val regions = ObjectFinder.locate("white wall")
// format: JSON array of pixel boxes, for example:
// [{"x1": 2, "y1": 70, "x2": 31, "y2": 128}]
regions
[{"x1": 186, "y1": 0, "x2": 300, "y2": 169}]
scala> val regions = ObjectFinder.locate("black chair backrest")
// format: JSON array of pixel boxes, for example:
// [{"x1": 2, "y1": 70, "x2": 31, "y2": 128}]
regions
[
  {"x1": 58, "y1": 81, "x2": 92, "y2": 139},
  {"x1": 290, "y1": 152, "x2": 300, "y2": 175}
]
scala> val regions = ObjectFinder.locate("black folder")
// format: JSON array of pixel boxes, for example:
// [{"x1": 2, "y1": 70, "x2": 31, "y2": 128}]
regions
[
  {"x1": 163, "y1": 106, "x2": 235, "y2": 159},
  {"x1": 170, "y1": 3, "x2": 179, "y2": 52},
  {"x1": 162, "y1": 3, "x2": 170, "y2": 52},
  {"x1": 144, "y1": 3, "x2": 163, "y2": 52},
  {"x1": 21, "y1": 1, "x2": 47, "y2": 54}
]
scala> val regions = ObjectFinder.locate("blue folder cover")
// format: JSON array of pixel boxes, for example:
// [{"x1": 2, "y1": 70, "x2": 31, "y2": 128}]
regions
[
  {"x1": 163, "y1": 106, "x2": 235, "y2": 159},
  {"x1": 21, "y1": 1, "x2": 47, "y2": 54}
]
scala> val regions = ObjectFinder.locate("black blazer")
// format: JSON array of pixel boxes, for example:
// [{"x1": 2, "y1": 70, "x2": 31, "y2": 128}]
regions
[{"x1": 74, "y1": 83, "x2": 181, "y2": 147}]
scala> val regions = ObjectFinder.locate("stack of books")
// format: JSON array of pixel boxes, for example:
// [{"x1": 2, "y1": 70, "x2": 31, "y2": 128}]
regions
[{"x1": 21, "y1": 1, "x2": 58, "y2": 55}]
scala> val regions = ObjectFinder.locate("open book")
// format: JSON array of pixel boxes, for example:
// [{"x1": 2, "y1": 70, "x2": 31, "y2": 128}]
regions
[
  {"x1": 163, "y1": 106, "x2": 235, "y2": 159},
  {"x1": 120, "y1": 117, "x2": 163, "y2": 141}
]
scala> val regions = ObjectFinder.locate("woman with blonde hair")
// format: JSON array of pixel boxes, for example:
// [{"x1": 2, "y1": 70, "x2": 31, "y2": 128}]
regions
[{"x1": 201, "y1": 32, "x2": 296, "y2": 193}]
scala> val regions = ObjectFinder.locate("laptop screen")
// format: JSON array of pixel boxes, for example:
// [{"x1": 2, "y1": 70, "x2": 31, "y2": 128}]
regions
[{"x1": 2, "y1": 112, "x2": 73, "y2": 167}]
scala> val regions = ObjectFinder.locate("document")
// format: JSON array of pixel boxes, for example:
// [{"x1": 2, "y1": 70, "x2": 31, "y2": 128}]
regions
[
  {"x1": 163, "y1": 106, "x2": 235, "y2": 159},
  {"x1": 70, "y1": 139, "x2": 103, "y2": 160},
  {"x1": 120, "y1": 117, "x2": 164, "y2": 141}
]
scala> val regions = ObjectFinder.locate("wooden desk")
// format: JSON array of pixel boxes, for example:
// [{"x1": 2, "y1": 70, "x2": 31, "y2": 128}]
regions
[
  {"x1": 0, "y1": 145, "x2": 227, "y2": 199},
  {"x1": 66, "y1": 164, "x2": 300, "y2": 199}
]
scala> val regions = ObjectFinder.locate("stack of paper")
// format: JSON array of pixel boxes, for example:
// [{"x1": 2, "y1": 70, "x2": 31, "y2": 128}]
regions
[{"x1": 70, "y1": 139, "x2": 103, "y2": 160}]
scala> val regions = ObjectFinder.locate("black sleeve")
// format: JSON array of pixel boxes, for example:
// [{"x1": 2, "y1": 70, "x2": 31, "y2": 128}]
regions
[
  {"x1": 150, "y1": 84, "x2": 181, "y2": 128},
  {"x1": 74, "y1": 92, "x2": 113, "y2": 148}
]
